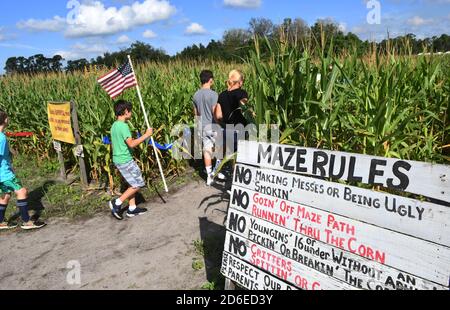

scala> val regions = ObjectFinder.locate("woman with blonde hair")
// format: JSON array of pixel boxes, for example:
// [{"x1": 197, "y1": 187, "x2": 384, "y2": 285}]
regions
[{"x1": 215, "y1": 69, "x2": 249, "y2": 129}]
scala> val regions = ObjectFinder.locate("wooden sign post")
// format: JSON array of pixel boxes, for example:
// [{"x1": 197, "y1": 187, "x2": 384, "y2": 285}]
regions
[
  {"x1": 52, "y1": 140, "x2": 66, "y2": 180},
  {"x1": 221, "y1": 141, "x2": 450, "y2": 290},
  {"x1": 47, "y1": 101, "x2": 88, "y2": 186},
  {"x1": 71, "y1": 101, "x2": 88, "y2": 186}
]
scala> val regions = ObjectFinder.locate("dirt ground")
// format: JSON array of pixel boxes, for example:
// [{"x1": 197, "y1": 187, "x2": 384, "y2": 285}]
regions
[{"x1": 0, "y1": 180, "x2": 230, "y2": 290}]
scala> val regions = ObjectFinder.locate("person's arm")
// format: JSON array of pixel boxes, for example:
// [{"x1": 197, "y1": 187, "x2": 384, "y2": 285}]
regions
[
  {"x1": 193, "y1": 98, "x2": 200, "y2": 117},
  {"x1": 126, "y1": 128, "x2": 153, "y2": 149},
  {"x1": 239, "y1": 90, "x2": 249, "y2": 106},
  {"x1": 214, "y1": 103, "x2": 223, "y2": 123},
  {"x1": 0, "y1": 137, "x2": 5, "y2": 157}
]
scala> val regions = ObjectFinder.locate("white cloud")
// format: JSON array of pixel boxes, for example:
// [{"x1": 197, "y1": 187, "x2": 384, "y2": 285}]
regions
[
  {"x1": 55, "y1": 43, "x2": 109, "y2": 60},
  {"x1": 224, "y1": 0, "x2": 261, "y2": 8},
  {"x1": 0, "y1": 42, "x2": 42, "y2": 51},
  {"x1": 0, "y1": 28, "x2": 4, "y2": 41},
  {"x1": 407, "y1": 16, "x2": 433, "y2": 26},
  {"x1": 143, "y1": 29, "x2": 157, "y2": 39},
  {"x1": 185, "y1": 23, "x2": 207, "y2": 35},
  {"x1": 338, "y1": 22, "x2": 347, "y2": 33},
  {"x1": 66, "y1": 0, "x2": 176, "y2": 37},
  {"x1": 117, "y1": 35, "x2": 131, "y2": 44},
  {"x1": 351, "y1": 13, "x2": 449, "y2": 42},
  {"x1": 17, "y1": 16, "x2": 66, "y2": 32},
  {"x1": 17, "y1": 0, "x2": 176, "y2": 38}
]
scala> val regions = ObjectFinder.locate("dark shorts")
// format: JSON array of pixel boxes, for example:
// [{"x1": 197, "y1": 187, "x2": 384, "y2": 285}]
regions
[{"x1": 115, "y1": 161, "x2": 146, "y2": 189}]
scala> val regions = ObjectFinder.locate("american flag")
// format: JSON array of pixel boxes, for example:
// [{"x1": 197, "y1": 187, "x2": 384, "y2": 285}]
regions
[{"x1": 97, "y1": 60, "x2": 137, "y2": 99}]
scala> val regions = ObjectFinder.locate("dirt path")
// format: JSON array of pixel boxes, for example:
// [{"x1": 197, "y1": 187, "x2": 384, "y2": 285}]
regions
[{"x1": 0, "y1": 181, "x2": 230, "y2": 290}]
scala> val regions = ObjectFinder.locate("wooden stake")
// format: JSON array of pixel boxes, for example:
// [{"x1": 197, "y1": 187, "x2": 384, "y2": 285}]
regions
[
  {"x1": 55, "y1": 142, "x2": 66, "y2": 181},
  {"x1": 71, "y1": 101, "x2": 89, "y2": 186},
  {"x1": 225, "y1": 279, "x2": 236, "y2": 290}
]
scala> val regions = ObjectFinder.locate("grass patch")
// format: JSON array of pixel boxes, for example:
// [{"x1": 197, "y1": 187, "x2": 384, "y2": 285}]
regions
[
  {"x1": 192, "y1": 259, "x2": 205, "y2": 271},
  {"x1": 191, "y1": 236, "x2": 226, "y2": 290},
  {"x1": 12, "y1": 153, "x2": 111, "y2": 219},
  {"x1": 3, "y1": 154, "x2": 192, "y2": 222},
  {"x1": 193, "y1": 239, "x2": 205, "y2": 257},
  {"x1": 42, "y1": 183, "x2": 110, "y2": 219},
  {"x1": 201, "y1": 281, "x2": 217, "y2": 290}
]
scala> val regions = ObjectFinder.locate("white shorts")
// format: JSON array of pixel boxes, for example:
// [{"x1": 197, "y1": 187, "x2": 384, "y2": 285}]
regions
[{"x1": 202, "y1": 130, "x2": 217, "y2": 151}]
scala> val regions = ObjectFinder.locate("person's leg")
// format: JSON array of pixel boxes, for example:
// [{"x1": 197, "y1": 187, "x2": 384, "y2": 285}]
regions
[
  {"x1": 111, "y1": 161, "x2": 147, "y2": 219},
  {"x1": 203, "y1": 132, "x2": 216, "y2": 186},
  {"x1": 110, "y1": 186, "x2": 139, "y2": 220},
  {"x1": 204, "y1": 148, "x2": 213, "y2": 174},
  {"x1": 15, "y1": 186, "x2": 46, "y2": 230},
  {"x1": 126, "y1": 190, "x2": 147, "y2": 218},
  {"x1": 0, "y1": 194, "x2": 14, "y2": 229},
  {"x1": 0, "y1": 193, "x2": 11, "y2": 223},
  {"x1": 15, "y1": 187, "x2": 30, "y2": 223},
  {"x1": 128, "y1": 193, "x2": 137, "y2": 211},
  {"x1": 119, "y1": 187, "x2": 140, "y2": 204}
]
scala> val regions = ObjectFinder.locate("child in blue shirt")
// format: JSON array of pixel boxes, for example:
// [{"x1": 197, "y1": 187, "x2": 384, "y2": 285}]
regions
[{"x1": 0, "y1": 110, "x2": 46, "y2": 230}]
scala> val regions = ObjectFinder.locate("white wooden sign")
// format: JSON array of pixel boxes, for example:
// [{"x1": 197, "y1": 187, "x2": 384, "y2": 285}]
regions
[
  {"x1": 237, "y1": 141, "x2": 450, "y2": 202},
  {"x1": 53, "y1": 140, "x2": 62, "y2": 152},
  {"x1": 221, "y1": 252, "x2": 298, "y2": 290},
  {"x1": 232, "y1": 164, "x2": 450, "y2": 246},
  {"x1": 221, "y1": 141, "x2": 450, "y2": 290},
  {"x1": 73, "y1": 145, "x2": 84, "y2": 158},
  {"x1": 229, "y1": 185, "x2": 450, "y2": 286},
  {"x1": 226, "y1": 208, "x2": 448, "y2": 290}
]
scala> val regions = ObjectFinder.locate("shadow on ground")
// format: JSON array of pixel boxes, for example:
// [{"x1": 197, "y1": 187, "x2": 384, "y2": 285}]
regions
[
  {"x1": 199, "y1": 217, "x2": 227, "y2": 290},
  {"x1": 8, "y1": 181, "x2": 56, "y2": 223}
]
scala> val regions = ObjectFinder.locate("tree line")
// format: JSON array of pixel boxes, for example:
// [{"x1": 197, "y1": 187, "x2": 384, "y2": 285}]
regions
[{"x1": 4, "y1": 17, "x2": 450, "y2": 74}]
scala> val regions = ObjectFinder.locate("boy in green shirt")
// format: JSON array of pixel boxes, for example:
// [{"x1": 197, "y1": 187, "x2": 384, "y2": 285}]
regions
[{"x1": 109, "y1": 100, "x2": 153, "y2": 220}]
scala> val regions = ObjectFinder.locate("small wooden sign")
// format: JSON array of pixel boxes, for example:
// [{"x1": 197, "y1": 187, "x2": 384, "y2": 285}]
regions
[
  {"x1": 73, "y1": 145, "x2": 84, "y2": 158},
  {"x1": 47, "y1": 101, "x2": 88, "y2": 186},
  {"x1": 53, "y1": 141, "x2": 62, "y2": 153},
  {"x1": 48, "y1": 102, "x2": 76, "y2": 145}
]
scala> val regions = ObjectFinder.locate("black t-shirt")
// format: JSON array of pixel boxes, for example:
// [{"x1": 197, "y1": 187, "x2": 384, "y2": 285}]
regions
[{"x1": 218, "y1": 89, "x2": 249, "y2": 127}]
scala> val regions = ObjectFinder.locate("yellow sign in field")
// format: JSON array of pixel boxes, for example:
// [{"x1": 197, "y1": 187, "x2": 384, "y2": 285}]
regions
[{"x1": 47, "y1": 102, "x2": 75, "y2": 144}]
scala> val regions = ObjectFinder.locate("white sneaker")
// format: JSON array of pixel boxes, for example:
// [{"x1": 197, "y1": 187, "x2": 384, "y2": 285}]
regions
[{"x1": 207, "y1": 174, "x2": 215, "y2": 186}]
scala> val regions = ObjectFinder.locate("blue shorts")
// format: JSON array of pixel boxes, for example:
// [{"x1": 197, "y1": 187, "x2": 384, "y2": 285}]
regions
[{"x1": 115, "y1": 161, "x2": 146, "y2": 189}]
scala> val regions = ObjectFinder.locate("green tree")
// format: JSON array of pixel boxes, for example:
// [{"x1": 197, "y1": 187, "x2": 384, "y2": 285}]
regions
[{"x1": 66, "y1": 58, "x2": 90, "y2": 72}]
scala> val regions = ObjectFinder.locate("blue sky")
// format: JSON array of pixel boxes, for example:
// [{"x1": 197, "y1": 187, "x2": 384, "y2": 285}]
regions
[{"x1": 0, "y1": 0, "x2": 449, "y2": 73}]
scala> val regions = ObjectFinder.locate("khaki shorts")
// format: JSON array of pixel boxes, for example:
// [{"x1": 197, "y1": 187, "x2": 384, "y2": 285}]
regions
[{"x1": 202, "y1": 130, "x2": 217, "y2": 151}]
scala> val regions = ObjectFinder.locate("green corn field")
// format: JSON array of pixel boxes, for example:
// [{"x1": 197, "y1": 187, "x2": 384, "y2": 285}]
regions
[{"x1": 0, "y1": 41, "x2": 448, "y2": 190}]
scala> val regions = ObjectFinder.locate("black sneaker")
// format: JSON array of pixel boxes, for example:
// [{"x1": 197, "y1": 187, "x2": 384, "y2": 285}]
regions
[
  {"x1": 0, "y1": 222, "x2": 18, "y2": 230},
  {"x1": 109, "y1": 199, "x2": 123, "y2": 220},
  {"x1": 21, "y1": 221, "x2": 46, "y2": 230},
  {"x1": 127, "y1": 207, "x2": 148, "y2": 218}
]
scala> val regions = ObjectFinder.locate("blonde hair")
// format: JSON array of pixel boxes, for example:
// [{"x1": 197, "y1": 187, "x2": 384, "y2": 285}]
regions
[{"x1": 227, "y1": 69, "x2": 244, "y2": 88}]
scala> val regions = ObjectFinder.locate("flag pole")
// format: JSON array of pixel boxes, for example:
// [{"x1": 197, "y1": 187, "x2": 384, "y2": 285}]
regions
[{"x1": 127, "y1": 55, "x2": 169, "y2": 193}]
